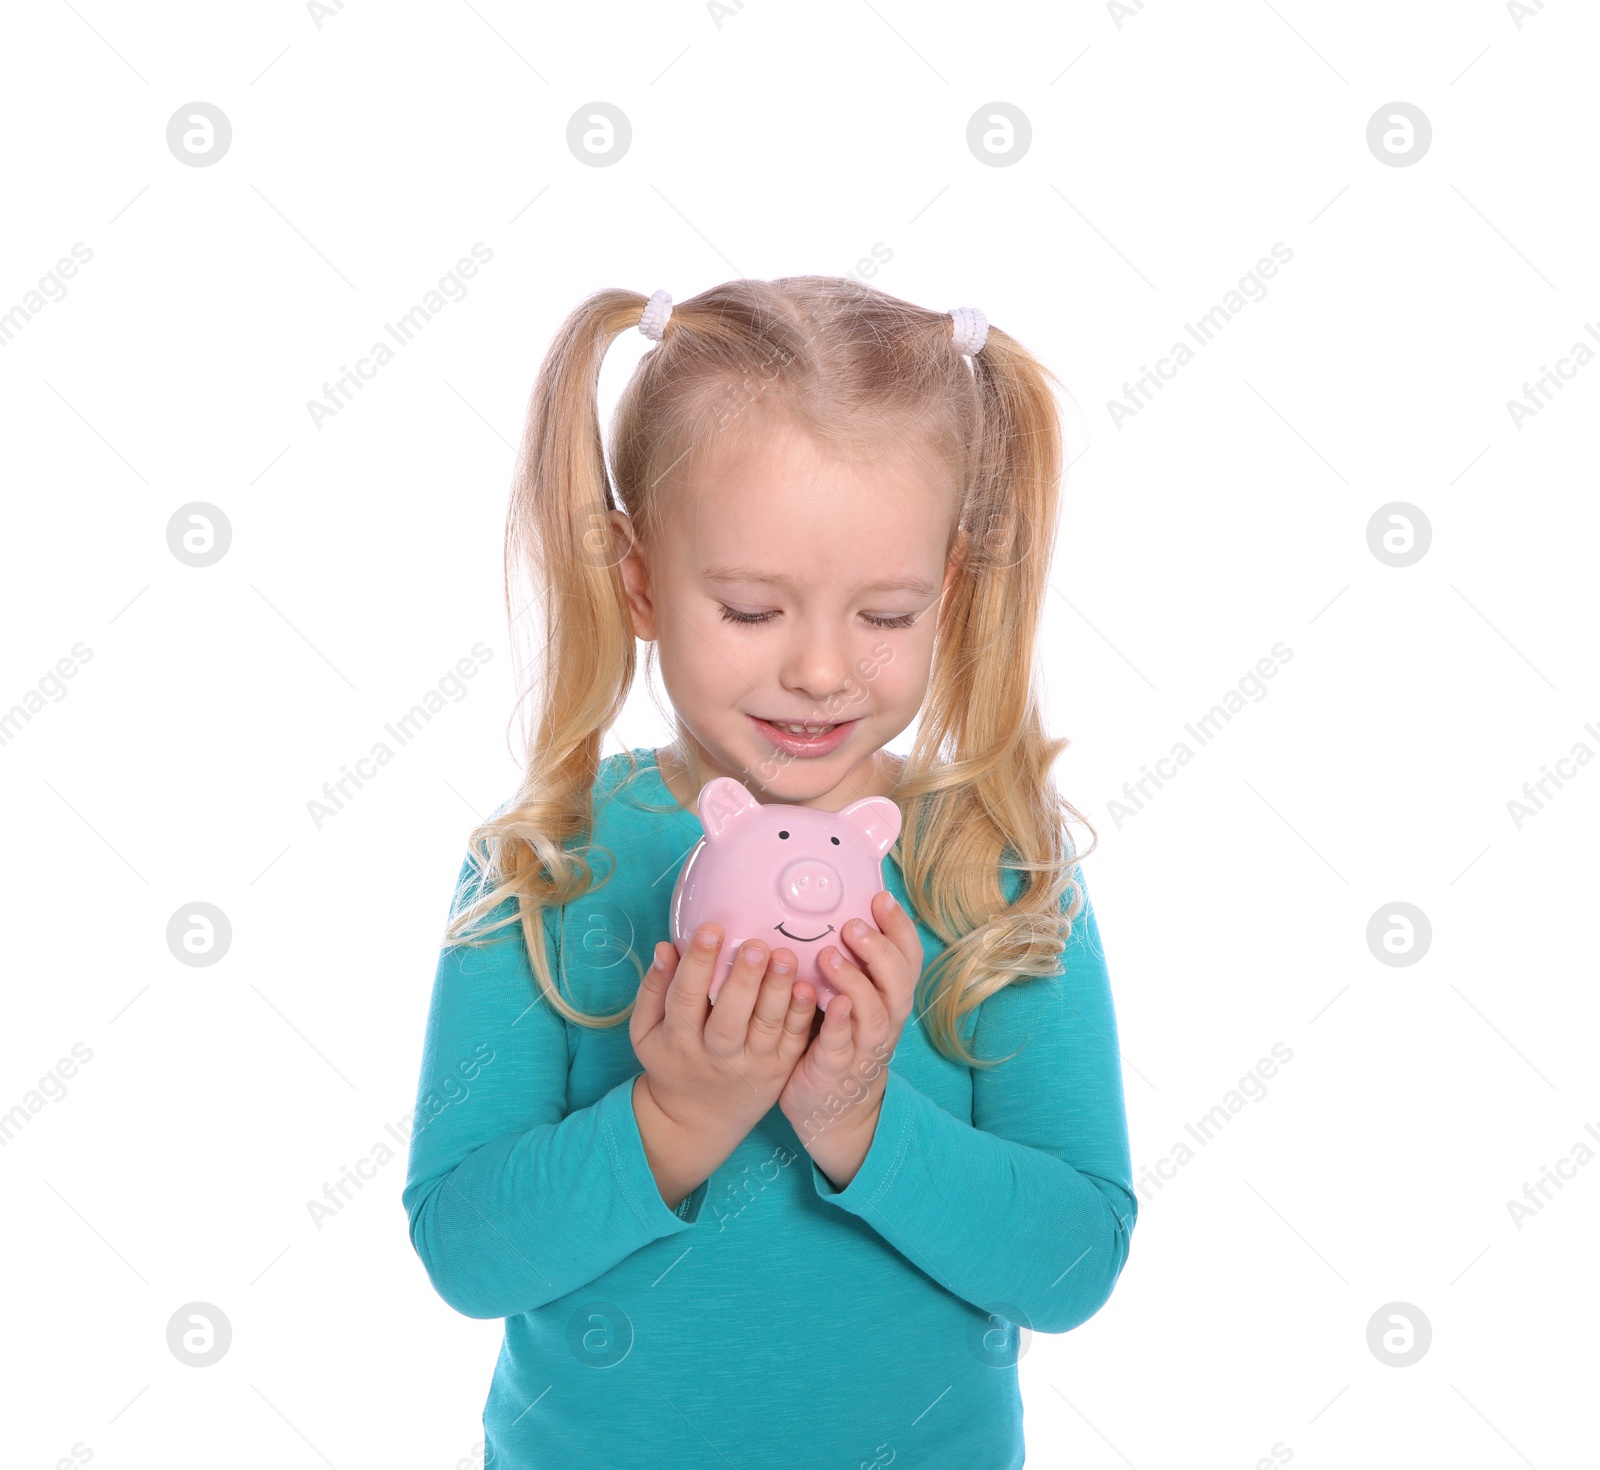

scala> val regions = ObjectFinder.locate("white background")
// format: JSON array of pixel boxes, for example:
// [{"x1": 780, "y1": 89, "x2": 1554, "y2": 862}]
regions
[{"x1": 2, "y1": 1, "x2": 1596, "y2": 1466}]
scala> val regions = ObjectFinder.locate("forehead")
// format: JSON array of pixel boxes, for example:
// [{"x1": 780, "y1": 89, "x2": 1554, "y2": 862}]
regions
[{"x1": 674, "y1": 420, "x2": 956, "y2": 587}]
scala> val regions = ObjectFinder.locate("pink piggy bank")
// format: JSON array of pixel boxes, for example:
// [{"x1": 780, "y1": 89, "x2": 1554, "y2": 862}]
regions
[{"x1": 669, "y1": 776, "x2": 902, "y2": 1010}]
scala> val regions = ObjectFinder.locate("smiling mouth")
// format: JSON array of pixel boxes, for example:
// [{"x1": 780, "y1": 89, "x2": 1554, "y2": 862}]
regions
[{"x1": 776, "y1": 922, "x2": 834, "y2": 943}]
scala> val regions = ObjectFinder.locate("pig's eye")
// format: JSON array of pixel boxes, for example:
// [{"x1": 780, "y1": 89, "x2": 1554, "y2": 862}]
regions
[
  {"x1": 778, "y1": 830, "x2": 789, "y2": 839},
  {"x1": 830, "y1": 836, "x2": 840, "y2": 845}
]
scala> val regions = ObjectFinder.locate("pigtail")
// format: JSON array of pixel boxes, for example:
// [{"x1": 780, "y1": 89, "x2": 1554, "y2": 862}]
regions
[
  {"x1": 444, "y1": 289, "x2": 657, "y2": 1028},
  {"x1": 894, "y1": 322, "x2": 1098, "y2": 1066}
]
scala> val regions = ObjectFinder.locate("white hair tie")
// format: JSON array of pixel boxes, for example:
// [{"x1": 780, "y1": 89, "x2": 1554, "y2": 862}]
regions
[
  {"x1": 950, "y1": 306, "x2": 988, "y2": 356},
  {"x1": 639, "y1": 290, "x2": 672, "y2": 341}
]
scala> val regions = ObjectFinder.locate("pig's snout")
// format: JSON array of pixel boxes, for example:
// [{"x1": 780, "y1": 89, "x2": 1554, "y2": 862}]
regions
[{"x1": 779, "y1": 859, "x2": 842, "y2": 914}]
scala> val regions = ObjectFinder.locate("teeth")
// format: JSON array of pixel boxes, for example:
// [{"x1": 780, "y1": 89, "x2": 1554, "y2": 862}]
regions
[{"x1": 774, "y1": 722, "x2": 834, "y2": 735}]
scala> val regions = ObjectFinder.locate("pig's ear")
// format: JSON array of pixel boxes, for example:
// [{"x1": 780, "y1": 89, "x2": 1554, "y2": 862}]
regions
[
  {"x1": 840, "y1": 796, "x2": 902, "y2": 857},
  {"x1": 698, "y1": 777, "x2": 760, "y2": 841}
]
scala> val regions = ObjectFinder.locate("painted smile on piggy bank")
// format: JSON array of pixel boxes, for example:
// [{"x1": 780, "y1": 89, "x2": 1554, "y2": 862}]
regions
[{"x1": 668, "y1": 775, "x2": 902, "y2": 1010}]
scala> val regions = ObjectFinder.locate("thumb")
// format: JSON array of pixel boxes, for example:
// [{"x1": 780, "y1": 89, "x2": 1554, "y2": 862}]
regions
[{"x1": 631, "y1": 941, "x2": 673, "y2": 1039}]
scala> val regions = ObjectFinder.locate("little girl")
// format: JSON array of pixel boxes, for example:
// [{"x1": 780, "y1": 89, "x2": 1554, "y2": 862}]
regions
[{"x1": 402, "y1": 277, "x2": 1136, "y2": 1469}]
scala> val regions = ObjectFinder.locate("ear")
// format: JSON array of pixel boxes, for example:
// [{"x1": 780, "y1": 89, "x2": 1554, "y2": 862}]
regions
[
  {"x1": 942, "y1": 557, "x2": 962, "y2": 597},
  {"x1": 840, "y1": 796, "x2": 902, "y2": 857},
  {"x1": 698, "y1": 777, "x2": 760, "y2": 841},
  {"x1": 944, "y1": 524, "x2": 971, "y2": 590},
  {"x1": 608, "y1": 509, "x2": 657, "y2": 641}
]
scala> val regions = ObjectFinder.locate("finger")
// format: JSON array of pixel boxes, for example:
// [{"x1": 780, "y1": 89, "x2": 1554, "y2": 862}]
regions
[
  {"x1": 663, "y1": 924, "x2": 719, "y2": 1037},
  {"x1": 872, "y1": 889, "x2": 923, "y2": 971},
  {"x1": 818, "y1": 946, "x2": 887, "y2": 1030},
  {"x1": 631, "y1": 941, "x2": 673, "y2": 1041},
  {"x1": 841, "y1": 914, "x2": 918, "y2": 1021},
  {"x1": 704, "y1": 937, "x2": 771, "y2": 1046},
  {"x1": 838, "y1": 917, "x2": 899, "y2": 991},
  {"x1": 746, "y1": 947, "x2": 799, "y2": 1047},
  {"x1": 777, "y1": 973, "x2": 818, "y2": 1061},
  {"x1": 813, "y1": 993, "x2": 854, "y2": 1066}
]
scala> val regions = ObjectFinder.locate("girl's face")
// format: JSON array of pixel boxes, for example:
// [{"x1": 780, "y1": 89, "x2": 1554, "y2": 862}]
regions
[{"x1": 612, "y1": 417, "x2": 962, "y2": 812}]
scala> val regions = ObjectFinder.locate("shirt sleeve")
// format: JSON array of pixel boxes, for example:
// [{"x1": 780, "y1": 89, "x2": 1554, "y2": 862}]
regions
[
  {"x1": 808, "y1": 867, "x2": 1137, "y2": 1335},
  {"x1": 401, "y1": 858, "x2": 704, "y2": 1320}
]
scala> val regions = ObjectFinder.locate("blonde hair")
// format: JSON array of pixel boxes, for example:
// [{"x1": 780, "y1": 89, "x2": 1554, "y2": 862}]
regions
[{"x1": 445, "y1": 276, "x2": 1097, "y2": 1066}]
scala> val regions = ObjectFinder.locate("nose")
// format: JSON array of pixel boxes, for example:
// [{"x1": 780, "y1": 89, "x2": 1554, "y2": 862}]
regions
[
  {"x1": 780, "y1": 859, "x2": 842, "y2": 914},
  {"x1": 779, "y1": 618, "x2": 855, "y2": 712}
]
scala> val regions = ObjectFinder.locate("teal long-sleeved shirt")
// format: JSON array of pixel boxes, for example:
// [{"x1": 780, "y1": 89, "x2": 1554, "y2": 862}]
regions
[{"x1": 401, "y1": 747, "x2": 1137, "y2": 1469}]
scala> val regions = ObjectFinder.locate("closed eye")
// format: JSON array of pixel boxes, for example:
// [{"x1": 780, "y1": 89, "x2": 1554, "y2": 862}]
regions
[{"x1": 717, "y1": 605, "x2": 918, "y2": 630}]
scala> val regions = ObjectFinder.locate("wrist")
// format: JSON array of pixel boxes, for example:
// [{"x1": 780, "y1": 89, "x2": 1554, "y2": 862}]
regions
[
  {"x1": 633, "y1": 1075, "x2": 709, "y2": 1211},
  {"x1": 637, "y1": 1073, "x2": 723, "y2": 1145},
  {"x1": 635, "y1": 1074, "x2": 746, "y2": 1168},
  {"x1": 783, "y1": 1086, "x2": 883, "y2": 1154},
  {"x1": 636, "y1": 1073, "x2": 696, "y2": 1148},
  {"x1": 803, "y1": 1095, "x2": 883, "y2": 1191}
]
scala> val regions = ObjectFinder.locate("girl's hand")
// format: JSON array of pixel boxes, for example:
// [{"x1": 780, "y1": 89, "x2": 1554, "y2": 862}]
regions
[
  {"x1": 631, "y1": 925, "x2": 816, "y2": 1147},
  {"x1": 778, "y1": 891, "x2": 923, "y2": 1176}
]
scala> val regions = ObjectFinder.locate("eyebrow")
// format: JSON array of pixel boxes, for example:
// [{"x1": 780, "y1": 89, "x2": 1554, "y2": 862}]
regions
[{"x1": 702, "y1": 564, "x2": 938, "y2": 598}]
